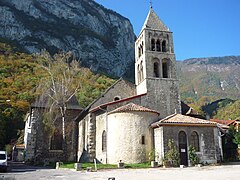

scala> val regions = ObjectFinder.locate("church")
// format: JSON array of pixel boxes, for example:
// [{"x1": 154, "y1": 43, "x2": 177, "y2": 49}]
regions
[{"x1": 77, "y1": 7, "x2": 223, "y2": 166}]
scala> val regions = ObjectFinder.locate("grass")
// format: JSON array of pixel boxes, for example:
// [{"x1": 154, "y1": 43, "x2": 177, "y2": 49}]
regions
[
  {"x1": 125, "y1": 163, "x2": 151, "y2": 168},
  {"x1": 59, "y1": 162, "x2": 152, "y2": 169},
  {"x1": 60, "y1": 162, "x2": 75, "y2": 169},
  {"x1": 60, "y1": 162, "x2": 117, "y2": 169}
]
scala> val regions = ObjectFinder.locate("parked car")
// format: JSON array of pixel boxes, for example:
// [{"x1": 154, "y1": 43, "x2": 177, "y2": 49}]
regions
[{"x1": 0, "y1": 151, "x2": 8, "y2": 172}]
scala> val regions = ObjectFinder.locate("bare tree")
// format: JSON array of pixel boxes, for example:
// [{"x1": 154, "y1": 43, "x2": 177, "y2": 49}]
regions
[{"x1": 36, "y1": 51, "x2": 82, "y2": 160}]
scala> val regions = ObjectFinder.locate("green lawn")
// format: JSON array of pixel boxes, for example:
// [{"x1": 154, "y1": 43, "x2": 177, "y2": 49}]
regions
[
  {"x1": 59, "y1": 162, "x2": 152, "y2": 169},
  {"x1": 125, "y1": 163, "x2": 151, "y2": 168}
]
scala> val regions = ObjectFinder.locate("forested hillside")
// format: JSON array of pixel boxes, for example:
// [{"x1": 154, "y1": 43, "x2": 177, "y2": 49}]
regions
[
  {"x1": 213, "y1": 100, "x2": 240, "y2": 120},
  {"x1": 0, "y1": 42, "x2": 115, "y2": 149},
  {"x1": 177, "y1": 56, "x2": 240, "y2": 120},
  {"x1": 177, "y1": 56, "x2": 240, "y2": 103}
]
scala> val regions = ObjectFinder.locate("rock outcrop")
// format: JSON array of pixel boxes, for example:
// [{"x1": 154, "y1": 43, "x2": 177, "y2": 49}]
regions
[{"x1": 0, "y1": 0, "x2": 135, "y2": 77}]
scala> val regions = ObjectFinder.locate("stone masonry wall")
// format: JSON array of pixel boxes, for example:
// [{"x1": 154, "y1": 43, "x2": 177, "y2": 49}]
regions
[
  {"x1": 25, "y1": 108, "x2": 81, "y2": 163},
  {"x1": 95, "y1": 113, "x2": 107, "y2": 164},
  {"x1": 107, "y1": 111, "x2": 158, "y2": 164},
  {"x1": 141, "y1": 78, "x2": 181, "y2": 118},
  {"x1": 91, "y1": 79, "x2": 136, "y2": 109},
  {"x1": 87, "y1": 113, "x2": 96, "y2": 162},
  {"x1": 24, "y1": 110, "x2": 38, "y2": 162},
  {"x1": 159, "y1": 126, "x2": 220, "y2": 165}
]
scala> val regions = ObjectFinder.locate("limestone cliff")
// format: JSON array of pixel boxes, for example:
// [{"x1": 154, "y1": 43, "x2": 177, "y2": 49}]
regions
[{"x1": 0, "y1": 0, "x2": 135, "y2": 77}]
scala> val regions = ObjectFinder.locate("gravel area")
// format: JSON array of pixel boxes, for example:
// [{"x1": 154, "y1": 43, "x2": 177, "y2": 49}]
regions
[{"x1": 1, "y1": 164, "x2": 239, "y2": 180}]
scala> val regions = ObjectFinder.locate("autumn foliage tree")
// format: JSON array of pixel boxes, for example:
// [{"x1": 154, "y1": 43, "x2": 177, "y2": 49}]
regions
[
  {"x1": 0, "y1": 43, "x2": 43, "y2": 149},
  {"x1": 0, "y1": 42, "x2": 115, "y2": 151},
  {"x1": 36, "y1": 51, "x2": 83, "y2": 160}
]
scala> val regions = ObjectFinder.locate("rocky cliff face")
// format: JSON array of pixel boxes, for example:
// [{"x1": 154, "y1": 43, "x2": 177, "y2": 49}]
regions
[
  {"x1": 0, "y1": 0, "x2": 135, "y2": 77},
  {"x1": 177, "y1": 56, "x2": 240, "y2": 100}
]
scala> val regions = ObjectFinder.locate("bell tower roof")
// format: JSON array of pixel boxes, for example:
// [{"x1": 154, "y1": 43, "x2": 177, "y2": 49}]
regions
[{"x1": 140, "y1": 7, "x2": 169, "y2": 33}]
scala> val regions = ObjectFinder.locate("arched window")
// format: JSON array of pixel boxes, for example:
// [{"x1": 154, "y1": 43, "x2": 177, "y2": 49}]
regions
[
  {"x1": 156, "y1": 39, "x2": 161, "y2": 52},
  {"x1": 162, "y1": 40, "x2": 167, "y2": 52},
  {"x1": 179, "y1": 131, "x2": 187, "y2": 145},
  {"x1": 137, "y1": 64, "x2": 140, "y2": 83},
  {"x1": 166, "y1": 34, "x2": 169, "y2": 41},
  {"x1": 138, "y1": 47, "x2": 141, "y2": 58},
  {"x1": 162, "y1": 59, "x2": 168, "y2": 78},
  {"x1": 151, "y1": 39, "x2": 155, "y2": 51},
  {"x1": 140, "y1": 44, "x2": 143, "y2": 56},
  {"x1": 153, "y1": 62, "x2": 160, "y2": 78},
  {"x1": 50, "y1": 128, "x2": 63, "y2": 150},
  {"x1": 102, "y1": 130, "x2": 107, "y2": 152},
  {"x1": 140, "y1": 61, "x2": 144, "y2": 81},
  {"x1": 113, "y1": 96, "x2": 121, "y2": 101},
  {"x1": 141, "y1": 41, "x2": 144, "y2": 54},
  {"x1": 190, "y1": 131, "x2": 199, "y2": 151}
]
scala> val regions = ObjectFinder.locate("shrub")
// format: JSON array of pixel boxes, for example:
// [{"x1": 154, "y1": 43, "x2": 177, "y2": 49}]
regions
[
  {"x1": 148, "y1": 149, "x2": 159, "y2": 162},
  {"x1": 163, "y1": 139, "x2": 180, "y2": 167},
  {"x1": 189, "y1": 145, "x2": 200, "y2": 166}
]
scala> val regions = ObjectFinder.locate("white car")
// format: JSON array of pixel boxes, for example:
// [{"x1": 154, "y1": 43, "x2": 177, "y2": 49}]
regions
[{"x1": 0, "y1": 151, "x2": 7, "y2": 172}]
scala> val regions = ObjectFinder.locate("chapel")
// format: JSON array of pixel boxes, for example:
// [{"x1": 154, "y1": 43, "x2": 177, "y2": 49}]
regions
[{"x1": 77, "y1": 7, "x2": 223, "y2": 166}]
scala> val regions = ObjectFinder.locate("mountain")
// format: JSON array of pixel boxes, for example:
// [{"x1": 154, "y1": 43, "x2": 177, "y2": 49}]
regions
[
  {"x1": 0, "y1": 0, "x2": 135, "y2": 78},
  {"x1": 201, "y1": 98, "x2": 235, "y2": 118},
  {"x1": 213, "y1": 99, "x2": 240, "y2": 120},
  {"x1": 177, "y1": 56, "x2": 240, "y2": 102},
  {"x1": 1, "y1": 0, "x2": 240, "y2": 102}
]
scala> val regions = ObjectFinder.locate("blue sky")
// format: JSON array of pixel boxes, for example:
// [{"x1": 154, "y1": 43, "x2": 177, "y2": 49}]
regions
[{"x1": 95, "y1": 0, "x2": 240, "y2": 60}]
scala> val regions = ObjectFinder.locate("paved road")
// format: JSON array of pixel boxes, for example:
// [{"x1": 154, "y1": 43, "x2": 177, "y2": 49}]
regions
[{"x1": 0, "y1": 162, "x2": 240, "y2": 180}]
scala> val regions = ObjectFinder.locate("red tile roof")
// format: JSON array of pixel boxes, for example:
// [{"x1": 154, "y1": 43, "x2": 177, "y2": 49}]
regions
[
  {"x1": 108, "y1": 103, "x2": 160, "y2": 115},
  {"x1": 151, "y1": 114, "x2": 217, "y2": 128},
  {"x1": 210, "y1": 119, "x2": 236, "y2": 126}
]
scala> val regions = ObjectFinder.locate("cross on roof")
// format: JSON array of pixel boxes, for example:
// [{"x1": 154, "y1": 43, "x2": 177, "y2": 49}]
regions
[{"x1": 149, "y1": 0, "x2": 153, "y2": 8}]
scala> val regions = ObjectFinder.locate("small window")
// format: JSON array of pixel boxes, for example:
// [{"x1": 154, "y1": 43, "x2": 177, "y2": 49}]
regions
[
  {"x1": 156, "y1": 40, "x2": 161, "y2": 52},
  {"x1": 151, "y1": 39, "x2": 155, "y2": 51},
  {"x1": 162, "y1": 60, "x2": 168, "y2": 78},
  {"x1": 140, "y1": 45, "x2": 142, "y2": 57},
  {"x1": 140, "y1": 61, "x2": 144, "y2": 81},
  {"x1": 114, "y1": 96, "x2": 121, "y2": 101},
  {"x1": 28, "y1": 115, "x2": 32, "y2": 128},
  {"x1": 190, "y1": 131, "x2": 199, "y2": 151},
  {"x1": 154, "y1": 62, "x2": 160, "y2": 78},
  {"x1": 102, "y1": 131, "x2": 107, "y2": 152},
  {"x1": 162, "y1": 40, "x2": 167, "y2": 52},
  {"x1": 50, "y1": 129, "x2": 63, "y2": 150},
  {"x1": 137, "y1": 64, "x2": 140, "y2": 83},
  {"x1": 167, "y1": 34, "x2": 169, "y2": 41},
  {"x1": 141, "y1": 135, "x2": 145, "y2": 145}
]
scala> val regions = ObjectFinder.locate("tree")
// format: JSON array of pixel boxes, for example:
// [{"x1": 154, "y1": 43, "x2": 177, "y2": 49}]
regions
[
  {"x1": 36, "y1": 51, "x2": 82, "y2": 161},
  {"x1": 223, "y1": 125, "x2": 238, "y2": 161},
  {"x1": 233, "y1": 131, "x2": 240, "y2": 146},
  {"x1": 0, "y1": 42, "x2": 44, "y2": 148}
]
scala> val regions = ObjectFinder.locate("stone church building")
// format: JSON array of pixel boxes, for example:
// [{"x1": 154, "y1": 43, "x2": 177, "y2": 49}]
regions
[
  {"x1": 24, "y1": 95, "x2": 82, "y2": 163},
  {"x1": 77, "y1": 8, "x2": 223, "y2": 166}
]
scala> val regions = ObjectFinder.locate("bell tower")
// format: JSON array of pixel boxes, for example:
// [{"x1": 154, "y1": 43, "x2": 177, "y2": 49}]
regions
[{"x1": 135, "y1": 7, "x2": 181, "y2": 118}]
